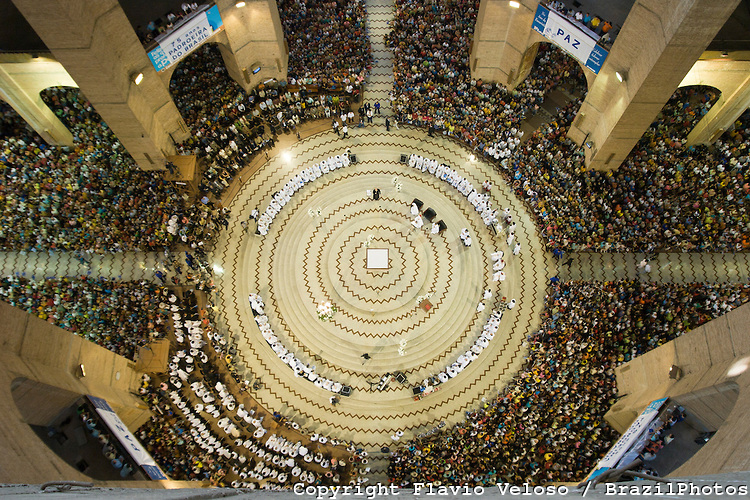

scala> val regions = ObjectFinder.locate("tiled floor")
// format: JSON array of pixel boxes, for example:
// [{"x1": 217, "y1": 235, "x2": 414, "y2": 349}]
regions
[{"x1": 210, "y1": 125, "x2": 551, "y2": 471}]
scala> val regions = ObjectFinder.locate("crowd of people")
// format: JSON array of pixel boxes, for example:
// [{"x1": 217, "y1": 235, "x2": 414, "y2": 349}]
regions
[
  {"x1": 0, "y1": 1, "x2": 749, "y2": 488},
  {"x1": 388, "y1": 0, "x2": 586, "y2": 157},
  {"x1": 277, "y1": 0, "x2": 372, "y2": 89},
  {"x1": 136, "y1": 288, "x2": 357, "y2": 489},
  {"x1": 139, "y1": 380, "x2": 232, "y2": 484},
  {"x1": 546, "y1": 1, "x2": 617, "y2": 47},
  {"x1": 0, "y1": 276, "x2": 170, "y2": 360},
  {"x1": 135, "y1": 2, "x2": 204, "y2": 47},
  {"x1": 0, "y1": 88, "x2": 217, "y2": 252},
  {"x1": 639, "y1": 85, "x2": 720, "y2": 145},
  {"x1": 387, "y1": 0, "x2": 750, "y2": 253},
  {"x1": 171, "y1": 44, "x2": 361, "y2": 200},
  {"x1": 506, "y1": 96, "x2": 750, "y2": 253},
  {"x1": 389, "y1": 280, "x2": 750, "y2": 485}
]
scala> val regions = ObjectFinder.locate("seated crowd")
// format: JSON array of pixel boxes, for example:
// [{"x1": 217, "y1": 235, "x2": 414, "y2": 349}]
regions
[
  {"x1": 1, "y1": 89, "x2": 228, "y2": 252},
  {"x1": 137, "y1": 289, "x2": 355, "y2": 488},
  {"x1": 388, "y1": 0, "x2": 586, "y2": 155},
  {"x1": 389, "y1": 0, "x2": 750, "y2": 253},
  {"x1": 508, "y1": 96, "x2": 750, "y2": 253},
  {"x1": 0, "y1": 1, "x2": 749, "y2": 488},
  {"x1": 135, "y1": 2, "x2": 204, "y2": 47},
  {"x1": 389, "y1": 281, "x2": 750, "y2": 485},
  {"x1": 0, "y1": 276, "x2": 169, "y2": 360},
  {"x1": 171, "y1": 44, "x2": 360, "y2": 200},
  {"x1": 639, "y1": 85, "x2": 720, "y2": 146},
  {"x1": 277, "y1": 0, "x2": 372, "y2": 89}
]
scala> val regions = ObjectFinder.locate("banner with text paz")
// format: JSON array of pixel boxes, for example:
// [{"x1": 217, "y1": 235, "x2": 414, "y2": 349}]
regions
[
  {"x1": 88, "y1": 395, "x2": 168, "y2": 480},
  {"x1": 148, "y1": 4, "x2": 224, "y2": 73},
  {"x1": 531, "y1": 4, "x2": 608, "y2": 74}
]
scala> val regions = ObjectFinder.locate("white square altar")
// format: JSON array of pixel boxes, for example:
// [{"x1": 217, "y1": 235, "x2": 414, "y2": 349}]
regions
[{"x1": 366, "y1": 248, "x2": 389, "y2": 269}]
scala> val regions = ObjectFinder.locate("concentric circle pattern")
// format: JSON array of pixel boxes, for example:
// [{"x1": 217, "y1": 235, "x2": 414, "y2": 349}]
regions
[{"x1": 212, "y1": 128, "x2": 552, "y2": 450}]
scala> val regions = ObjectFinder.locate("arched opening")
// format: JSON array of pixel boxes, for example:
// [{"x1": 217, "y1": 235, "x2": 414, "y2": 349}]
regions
[
  {"x1": 39, "y1": 85, "x2": 128, "y2": 152},
  {"x1": 516, "y1": 42, "x2": 589, "y2": 137},
  {"x1": 10, "y1": 378, "x2": 147, "y2": 481},
  {"x1": 0, "y1": 98, "x2": 46, "y2": 145},
  {"x1": 657, "y1": 381, "x2": 741, "y2": 476},
  {"x1": 518, "y1": 41, "x2": 591, "y2": 96},
  {"x1": 638, "y1": 84, "x2": 722, "y2": 147},
  {"x1": 168, "y1": 42, "x2": 247, "y2": 132}
]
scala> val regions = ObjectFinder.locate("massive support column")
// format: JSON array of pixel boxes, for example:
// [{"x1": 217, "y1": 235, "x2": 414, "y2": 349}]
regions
[
  {"x1": 471, "y1": 0, "x2": 543, "y2": 88},
  {"x1": 0, "y1": 55, "x2": 75, "y2": 146},
  {"x1": 12, "y1": 0, "x2": 191, "y2": 171},
  {"x1": 606, "y1": 303, "x2": 750, "y2": 477},
  {"x1": 567, "y1": 0, "x2": 741, "y2": 171},
  {"x1": 681, "y1": 56, "x2": 750, "y2": 145},
  {"x1": 0, "y1": 302, "x2": 149, "y2": 483},
  {"x1": 215, "y1": 0, "x2": 288, "y2": 92}
]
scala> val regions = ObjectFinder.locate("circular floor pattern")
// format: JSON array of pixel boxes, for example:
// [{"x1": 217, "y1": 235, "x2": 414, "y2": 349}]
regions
[{"x1": 212, "y1": 127, "x2": 552, "y2": 450}]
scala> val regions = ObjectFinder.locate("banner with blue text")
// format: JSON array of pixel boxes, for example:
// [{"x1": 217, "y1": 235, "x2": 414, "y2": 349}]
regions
[
  {"x1": 88, "y1": 395, "x2": 168, "y2": 480},
  {"x1": 148, "y1": 4, "x2": 224, "y2": 73},
  {"x1": 532, "y1": 4, "x2": 608, "y2": 74}
]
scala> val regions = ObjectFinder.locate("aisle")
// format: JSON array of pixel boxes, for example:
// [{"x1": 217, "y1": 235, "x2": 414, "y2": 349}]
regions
[
  {"x1": 553, "y1": 251, "x2": 750, "y2": 284},
  {"x1": 0, "y1": 250, "x2": 167, "y2": 282},
  {"x1": 362, "y1": 0, "x2": 395, "y2": 114}
]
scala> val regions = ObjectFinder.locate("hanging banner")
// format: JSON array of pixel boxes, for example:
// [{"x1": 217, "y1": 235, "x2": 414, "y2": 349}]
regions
[
  {"x1": 586, "y1": 397, "x2": 669, "y2": 481},
  {"x1": 147, "y1": 4, "x2": 224, "y2": 73},
  {"x1": 88, "y1": 396, "x2": 168, "y2": 480},
  {"x1": 531, "y1": 4, "x2": 609, "y2": 74}
]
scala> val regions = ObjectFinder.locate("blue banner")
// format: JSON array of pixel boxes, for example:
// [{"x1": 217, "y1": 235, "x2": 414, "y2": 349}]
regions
[
  {"x1": 531, "y1": 4, "x2": 609, "y2": 74},
  {"x1": 147, "y1": 4, "x2": 224, "y2": 73},
  {"x1": 88, "y1": 396, "x2": 168, "y2": 480}
]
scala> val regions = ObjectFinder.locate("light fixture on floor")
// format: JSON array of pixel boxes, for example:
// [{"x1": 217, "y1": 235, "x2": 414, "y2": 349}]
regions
[
  {"x1": 77, "y1": 364, "x2": 86, "y2": 378},
  {"x1": 615, "y1": 71, "x2": 627, "y2": 83},
  {"x1": 669, "y1": 365, "x2": 682, "y2": 380},
  {"x1": 509, "y1": 1, "x2": 521, "y2": 8},
  {"x1": 236, "y1": 1, "x2": 246, "y2": 7}
]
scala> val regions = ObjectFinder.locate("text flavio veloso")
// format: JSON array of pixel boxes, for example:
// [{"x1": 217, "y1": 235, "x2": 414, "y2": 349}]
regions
[{"x1": 294, "y1": 483, "x2": 569, "y2": 499}]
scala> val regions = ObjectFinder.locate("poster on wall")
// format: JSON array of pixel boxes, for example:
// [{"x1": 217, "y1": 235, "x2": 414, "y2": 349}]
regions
[
  {"x1": 531, "y1": 4, "x2": 609, "y2": 74},
  {"x1": 147, "y1": 4, "x2": 224, "y2": 73},
  {"x1": 585, "y1": 397, "x2": 669, "y2": 481},
  {"x1": 88, "y1": 396, "x2": 168, "y2": 480}
]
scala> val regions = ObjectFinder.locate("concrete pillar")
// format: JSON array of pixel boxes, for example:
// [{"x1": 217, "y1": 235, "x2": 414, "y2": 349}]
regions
[
  {"x1": 0, "y1": 54, "x2": 75, "y2": 146},
  {"x1": 214, "y1": 0, "x2": 288, "y2": 92},
  {"x1": 567, "y1": 0, "x2": 741, "y2": 171},
  {"x1": 12, "y1": 0, "x2": 191, "y2": 171},
  {"x1": 680, "y1": 56, "x2": 750, "y2": 145},
  {"x1": 471, "y1": 0, "x2": 542, "y2": 88},
  {"x1": 0, "y1": 301, "x2": 150, "y2": 484}
]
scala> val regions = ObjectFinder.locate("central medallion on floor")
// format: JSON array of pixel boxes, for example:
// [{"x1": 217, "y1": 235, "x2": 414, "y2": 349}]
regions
[
  {"x1": 365, "y1": 248, "x2": 389, "y2": 270},
  {"x1": 328, "y1": 222, "x2": 425, "y2": 315}
]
